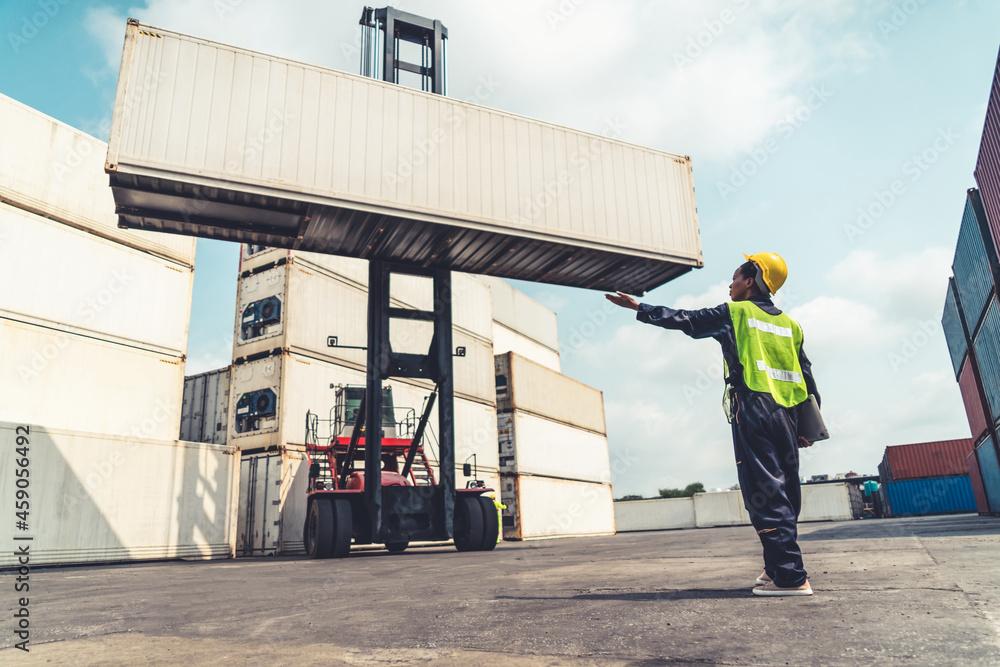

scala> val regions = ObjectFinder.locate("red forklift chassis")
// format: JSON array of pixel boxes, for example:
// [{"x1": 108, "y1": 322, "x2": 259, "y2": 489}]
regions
[{"x1": 301, "y1": 262, "x2": 499, "y2": 557}]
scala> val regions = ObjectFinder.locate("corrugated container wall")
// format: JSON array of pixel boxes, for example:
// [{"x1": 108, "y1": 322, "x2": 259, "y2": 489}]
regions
[
  {"x1": 233, "y1": 261, "x2": 495, "y2": 405},
  {"x1": 495, "y1": 352, "x2": 605, "y2": 434},
  {"x1": 958, "y1": 357, "x2": 988, "y2": 439},
  {"x1": 975, "y1": 44, "x2": 1000, "y2": 256},
  {"x1": 0, "y1": 92, "x2": 196, "y2": 267},
  {"x1": 974, "y1": 297, "x2": 1000, "y2": 423},
  {"x1": 881, "y1": 439, "x2": 975, "y2": 482},
  {"x1": 0, "y1": 202, "x2": 194, "y2": 357},
  {"x1": 0, "y1": 318, "x2": 184, "y2": 440},
  {"x1": 106, "y1": 22, "x2": 701, "y2": 293},
  {"x1": 229, "y1": 350, "x2": 500, "y2": 474},
  {"x1": 0, "y1": 423, "x2": 239, "y2": 566},
  {"x1": 966, "y1": 449, "x2": 991, "y2": 515},
  {"x1": 477, "y1": 276, "x2": 561, "y2": 372},
  {"x1": 882, "y1": 475, "x2": 977, "y2": 517},
  {"x1": 500, "y1": 475, "x2": 615, "y2": 540},
  {"x1": 180, "y1": 367, "x2": 231, "y2": 445},
  {"x1": 953, "y1": 189, "x2": 995, "y2": 329},
  {"x1": 942, "y1": 280, "x2": 968, "y2": 377},
  {"x1": 976, "y1": 438, "x2": 1000, "y2": 514}
]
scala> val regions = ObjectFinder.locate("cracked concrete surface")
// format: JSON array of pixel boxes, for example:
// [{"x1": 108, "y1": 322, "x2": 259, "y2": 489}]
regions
[{"x1": 2, "y1": 514, "x2": 998, "y2": 665}]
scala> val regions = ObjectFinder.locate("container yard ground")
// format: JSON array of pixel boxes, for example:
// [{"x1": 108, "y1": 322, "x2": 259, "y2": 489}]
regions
[{"x1": 6, "y1": 514, "x2": 1000, "y2": 665}]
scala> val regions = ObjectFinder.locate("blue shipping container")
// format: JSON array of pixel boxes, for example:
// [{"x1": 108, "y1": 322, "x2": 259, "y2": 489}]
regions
[
  {"x1": 882, "y1": 475, "x2": 976, "y2": 516},
  {"x1": 942, "y1": 281, "x2": 967, "y2": 378},
  {"x1": 976, "y1": 438, "x2": 1000, "y2": 514},
  {"x1": 974, "y1": 297, "x2": 1000, "y2": 423},
  {"x1": 953, "y1": 190, "x2": 995, "y2": 329}
]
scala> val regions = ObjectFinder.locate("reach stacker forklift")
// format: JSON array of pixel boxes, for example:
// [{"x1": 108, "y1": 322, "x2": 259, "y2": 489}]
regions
[
  {"x1": 301, "y1": 263, "x2": 499, "y2": 557},
  {"x1": 294, "y1": 8, "x2": 498, "y2": 558}
]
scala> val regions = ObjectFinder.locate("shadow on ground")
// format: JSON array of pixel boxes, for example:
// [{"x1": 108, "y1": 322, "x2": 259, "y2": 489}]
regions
[{"x1": 800, "y1": 514, "x2": 1000, "y2": 540}]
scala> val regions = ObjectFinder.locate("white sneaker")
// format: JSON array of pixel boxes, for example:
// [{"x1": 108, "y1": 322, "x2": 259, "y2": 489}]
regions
[
  {"x1": 752, "y1": 580, "x2": 813, "y2": 597},
  {"x1": 755, "y1": 572, "x2": 771, "y2": 586}
]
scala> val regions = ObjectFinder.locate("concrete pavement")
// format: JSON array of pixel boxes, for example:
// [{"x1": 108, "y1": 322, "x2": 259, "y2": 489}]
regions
[{"x1": 3, "y1": 514, "x2": 999, "y2": 665}]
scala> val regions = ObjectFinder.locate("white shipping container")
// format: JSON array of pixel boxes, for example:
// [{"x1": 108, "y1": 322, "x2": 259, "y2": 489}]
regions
[
  {"x1": 498, "y1": 411, "x2": 611, "y2": 484},
  {"x1": 237, "y1": 250, "x2": 492, "y2": 341},
  {"x1": 180, "y1": 367, "x2": 231, "y2": 444},
  {"x1": 477, "y1": 276, "x2": 560, "y2": 353},
  {"x1": 0, "y1": 202, "x2": 193, "y2": 356},
  {"x1": 0, "y1": 92, "x2": 196, "y2": 267},
  {"x1": 0, "y1": 318, "x2": 185, "y2": 440},
  {"x1": 228, "y1": 351, "x2": 500, "y2": 472},
  {"x1": 495, "y1": 352, "x2": 605, "y2": 434},
  {"x1": 491, "y1": 323, "x2": 560, "y2": 372},
  {"x1": 693, "y1": 491, "x2": 752, "y2": 528},
  {"x1": 501, "y1": 474, "x2": 615, "y2": 540},
  {"x1": 237, "y1": 447, "x2": 309, "y2": 555},
  {"x1": 799, "y1": 483, "x2": 857, "y2": 522},
  {"x1": 0, "y1": 423, "x2": 238, "y2": 566},
  {"x1": 107, "y1": 22, "x2": 701, "y2": 293},
  {"x1": 613, "y1": 497, "x2": 697, "y2": 532},
  {"x1": 234, "y1": 262, "x2": 495, "y2": 405}
]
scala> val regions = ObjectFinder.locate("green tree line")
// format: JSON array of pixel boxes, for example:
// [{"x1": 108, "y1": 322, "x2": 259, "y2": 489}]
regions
[{"x1": 615, "y1": 482, "x2": 705, "y2": 502}]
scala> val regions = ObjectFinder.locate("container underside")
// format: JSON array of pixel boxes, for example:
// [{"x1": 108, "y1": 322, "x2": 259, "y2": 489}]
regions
[{"x1": 111, "y1": 172, "x2": 695, "y2": 294}]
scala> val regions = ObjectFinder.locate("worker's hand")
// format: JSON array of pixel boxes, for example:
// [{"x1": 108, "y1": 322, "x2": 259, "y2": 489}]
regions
[
  {"x1": 797, "y1": 436, "x2": 814, "y2": 449},
  {"x1": 605, "y1": 291, "x2": 639, "y2": 311}
]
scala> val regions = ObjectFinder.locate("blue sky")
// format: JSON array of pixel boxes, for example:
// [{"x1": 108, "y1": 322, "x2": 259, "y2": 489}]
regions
[{"x1": 3, "y1": 0, "x2": 999, "y2": 495}]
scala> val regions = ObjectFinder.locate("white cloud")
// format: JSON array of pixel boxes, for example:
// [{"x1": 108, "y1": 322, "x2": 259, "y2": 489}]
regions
[
  {"x1": 827, "y1": 246, "x2": 952, "y2": 321},
  {"x1": 84, "y1": 5, "x2": 127, "y2": 71},
  {"x1": 84, "y1": 1, "x2": 879, "y2": 164}
]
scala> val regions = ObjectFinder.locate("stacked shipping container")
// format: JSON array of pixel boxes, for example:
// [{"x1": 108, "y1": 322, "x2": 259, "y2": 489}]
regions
[
  {"x1": 877, "y1": 440, "x2": 977, "y2": 516},
  {"x1": 495, "y1": 352, "x2": 615, "y2": 540},
  {"x1": 182, "y1": 246, "x2": 586, "y2": 554},
  {"x1": 0, "y1": 93, "x2": 239, "y2": 565},
  {"x1": 227, "y1": 244, "x2": 499, "y2": 555},
  {"x1": 476, "y1": 276, "x2": 561, "y2": 372},
  {"x1": 941, "y1": 186, "x2": 1000, "y2": 517}
]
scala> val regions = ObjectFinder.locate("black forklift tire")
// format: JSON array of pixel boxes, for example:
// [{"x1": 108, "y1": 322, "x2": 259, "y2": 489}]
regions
[
  {"x1": 477, "y1": 496, "x2": 500, "y2": 551},
  {"x1": 306, "y1": 498, "x2": 334, "y2": 559},
  {"x1": 331, "y1": 497, "x2": 353, "y2": 558},
  {"x1": 454, "y1": 496, "x2": 484, "y2": 552},
  {"x1": 385, "y1": 541, "x2": 409, "y2": 553}
]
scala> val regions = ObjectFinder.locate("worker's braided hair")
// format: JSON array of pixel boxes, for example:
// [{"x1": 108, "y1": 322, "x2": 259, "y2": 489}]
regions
[{"x1": 737, "y1": 260, "x2": 763, "y2": 296}]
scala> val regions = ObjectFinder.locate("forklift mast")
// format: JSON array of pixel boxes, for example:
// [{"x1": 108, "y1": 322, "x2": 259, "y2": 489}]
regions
[{"x1": 300, "y1": 8, "x2": 498, "y2": 558}]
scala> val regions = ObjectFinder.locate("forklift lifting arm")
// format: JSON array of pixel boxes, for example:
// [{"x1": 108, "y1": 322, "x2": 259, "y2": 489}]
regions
[{"x1": 401, "y1": 389, "x2": 436, "y2": 479}]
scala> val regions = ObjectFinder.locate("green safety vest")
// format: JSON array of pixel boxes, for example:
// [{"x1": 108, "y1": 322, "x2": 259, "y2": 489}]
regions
[{"x1": 727, "y1": 301, "x2": 808, "y2": 409}]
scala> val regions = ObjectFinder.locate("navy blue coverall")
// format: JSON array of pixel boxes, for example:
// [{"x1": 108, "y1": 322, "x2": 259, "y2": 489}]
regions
[{"x1": 637, "y1": 294, "x2": 820, "y2": 588}]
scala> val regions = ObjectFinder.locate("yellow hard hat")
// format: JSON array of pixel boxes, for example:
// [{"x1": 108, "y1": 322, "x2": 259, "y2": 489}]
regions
[{"x1": 743, "y1": 252, "x2": 788, "y2": 295}]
